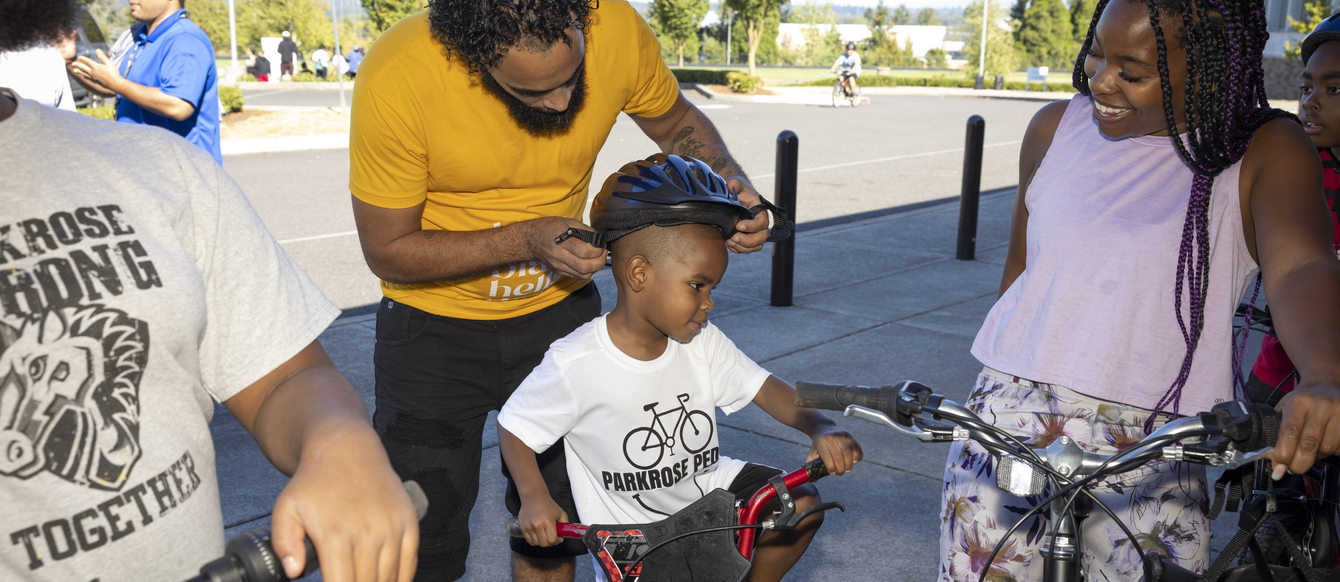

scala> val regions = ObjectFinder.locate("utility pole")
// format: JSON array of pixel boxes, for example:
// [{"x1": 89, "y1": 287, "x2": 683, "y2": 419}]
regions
[
  {"x1": 334, "y1": 0, "x2": 346, "y2": 112},
  {"x1": 978, "y1": 0, "x2": 989, "y2": 86}
]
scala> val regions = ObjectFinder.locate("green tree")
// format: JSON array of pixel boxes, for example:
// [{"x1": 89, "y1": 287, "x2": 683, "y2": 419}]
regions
[
  {"x1": 1009, "y1": 0, "x2": 1028, "y2": 25},
  {"x1": 891, "y1": 4, "x2": 911, "y2": 25},
  {"x1": 1285, "y1": 0, "x2": 1333, "y2": 60},
  {"x1": 81, "y1": 0, "x2": 133, "y2": 32},
  {"x1": 1016, "y1": 0, "x2": 1074, "y2": 70},
  {"x1": 916, "y1": 7, "x2": 941, "y2": 26},
  {"x1": 650, "y1": 0, "x2": 709, "y2": 66},
  {"x1": 724, "y1": 0, "x2": 787, "y2": 74},
  {"x1": 191, "y1": 0, "x2": 334, "y2": 55},
  {"x1": 1069, "y1": 0, "x2": 1097, "y2": 42},
  {"x1": 924, "y1": 47, "x2": 947, "y2": 67},
  {"x1": 961, "y1": 0, "x2": 1018, "y2": 78},
  {"x1": 786, "y1": 3, "x2": 840, "y2": 66},
  {"x1": 361, "y1": 0, "x2": 420, "y2": 34},
  {"x1": 863, "y1": 0, "x2": 891, "y2": 46}
]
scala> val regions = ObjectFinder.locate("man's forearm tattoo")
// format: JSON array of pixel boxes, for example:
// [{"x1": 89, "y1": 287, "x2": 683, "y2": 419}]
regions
[{"x1": 669, "y1": 126, "x2": 731, "y2": 171}]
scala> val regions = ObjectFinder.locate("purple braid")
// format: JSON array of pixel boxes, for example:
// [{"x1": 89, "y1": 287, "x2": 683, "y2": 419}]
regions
[{"x1": 1072, "y1": 0, "x2": 1295, "y2": 430}]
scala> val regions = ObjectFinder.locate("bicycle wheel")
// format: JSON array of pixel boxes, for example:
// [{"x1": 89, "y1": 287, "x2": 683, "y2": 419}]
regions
[
  {"x1": 849, "y1": 80, "x2": 861, "y2": 107},
  {"x1": 832, "y1": 80, "x2": 843, "y2": 108},
  {"x1": 679, "y1": 410, "x2": 714, "y2": 454},
  {"x1": 622, "y1": 427, "x2": 665, "y2": 470}
]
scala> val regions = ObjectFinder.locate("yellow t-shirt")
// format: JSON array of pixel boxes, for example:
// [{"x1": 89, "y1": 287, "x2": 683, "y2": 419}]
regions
[{"x1": 349, "y1": 1, "x2": 679, "y2": 320}]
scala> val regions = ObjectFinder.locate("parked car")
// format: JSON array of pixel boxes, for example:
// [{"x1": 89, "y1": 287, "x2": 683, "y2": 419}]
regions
[{"x1": 68, "y1": 6, "x2": 112, "y2": 108}]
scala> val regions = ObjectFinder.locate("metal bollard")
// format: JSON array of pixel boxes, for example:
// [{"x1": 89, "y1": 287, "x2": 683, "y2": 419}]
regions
[
  {"x1": 957, "y1": 115, "x2": 985, "y2": 261},
  {"x1": 771, "y1": 130, "x2": 798, "y2": 306}
]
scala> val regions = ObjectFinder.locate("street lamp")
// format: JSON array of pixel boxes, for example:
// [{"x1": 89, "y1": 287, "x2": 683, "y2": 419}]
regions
[{"x1": 977, "y1": 0, "x2": 988, "y2": 89}]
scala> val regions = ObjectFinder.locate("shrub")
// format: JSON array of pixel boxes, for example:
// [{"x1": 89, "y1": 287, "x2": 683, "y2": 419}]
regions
[
  {"x1": 77, "y1": 103, "x2": 116, "y2": 121},
  {"x1": 726, "y1": 72, "x2": 764, "y2": 93},
  {"x1": 291, "y1": 71, "x2": 318, "y2": 83},
  {"x1": 669, "y1": 68, "x2": 733, "y2": 85},
  {"x1": 219, "y1": 85, "x2": 245, "y2": 113}
]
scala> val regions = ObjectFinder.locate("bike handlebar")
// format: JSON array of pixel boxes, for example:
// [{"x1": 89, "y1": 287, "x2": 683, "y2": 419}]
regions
[
  {"x1": 794, "y1": 380, "x2": 1282, "y2": 582},
  {"x1": 188, "y1": 481, "x2": 428, "y2": 582}
]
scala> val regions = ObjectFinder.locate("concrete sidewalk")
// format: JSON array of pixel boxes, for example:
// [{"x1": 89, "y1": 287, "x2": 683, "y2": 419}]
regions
[
  {"x1": 211, "y1": 190, "x2": 1017, "y2": 580},
  {"x1": 212, "y1": 184, "x2": 1257, "y2": 580}
]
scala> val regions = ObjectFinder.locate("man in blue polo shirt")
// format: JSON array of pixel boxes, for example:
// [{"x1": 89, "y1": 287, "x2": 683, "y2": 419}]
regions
[{"x1": 69, "y1": 0, "x2": 221, "y2": 164}]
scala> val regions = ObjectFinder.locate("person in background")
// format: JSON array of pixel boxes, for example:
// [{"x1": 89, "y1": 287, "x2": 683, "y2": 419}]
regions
[
  {"x1": 311, "y1": 44, "x2": 330, "y2": 80},
  {"x1": 829, "y1": 40, "x2": 861, "y2": 95},
  {"x1": 0, "y1": 1, "x2": 419, "y2": 580},
  {"x1": 67, "y1": 0, "x2": 222, "y2": 165},
  {"x1": 345, "y1": 45, "x2": 363, "y2": 79},
  {"x1": 245, "y1": 47, "x2": 270, "y2": 82},
  {"x1": 277, "y1": 30, "x2": 300, "y2": 80},
  {"x1": 0, "y1": 40, "x2": 76, "y2": 110}
]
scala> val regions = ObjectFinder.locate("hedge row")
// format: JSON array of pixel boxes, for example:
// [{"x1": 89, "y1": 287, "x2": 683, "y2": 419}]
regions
[
  {"x1": 669, "y1": 68, "x2": 733, "y2": 85},
  {"x1": 800, "y1": 74, "x2": 1077, "y2": 92}
]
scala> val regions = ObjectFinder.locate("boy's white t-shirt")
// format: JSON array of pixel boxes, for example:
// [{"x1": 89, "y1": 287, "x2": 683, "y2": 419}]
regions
[{"x1": 499, "y1": 315, "x2": 771, "y2": 526}]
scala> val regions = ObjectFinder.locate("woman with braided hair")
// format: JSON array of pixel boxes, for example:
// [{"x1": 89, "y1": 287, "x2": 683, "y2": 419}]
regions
[{"x1": 939, "y1": 0, "x2": 1340, "y2": 578}]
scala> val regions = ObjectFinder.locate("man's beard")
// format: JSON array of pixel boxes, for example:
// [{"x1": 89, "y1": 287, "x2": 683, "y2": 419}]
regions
[{"x1": 481, "y1": 67, "x2": 587, "y2": 137}]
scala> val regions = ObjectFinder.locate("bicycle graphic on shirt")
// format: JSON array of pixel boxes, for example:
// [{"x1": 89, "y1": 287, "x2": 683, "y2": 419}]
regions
[{"x1": 621, "y1": 393, "x2": 714, "y2": 470}]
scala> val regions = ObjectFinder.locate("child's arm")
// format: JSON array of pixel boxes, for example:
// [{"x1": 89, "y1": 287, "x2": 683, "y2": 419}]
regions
[
  {"x1": 498, "y1": 426, "x2": 568, "y2": 547},
  {"x1": 752, "y1": 375, "x2": 863, "y2": 475}
]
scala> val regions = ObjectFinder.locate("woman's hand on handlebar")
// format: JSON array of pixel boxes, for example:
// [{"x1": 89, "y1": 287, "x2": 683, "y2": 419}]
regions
[
  {"x1": 516, "y1": 494, "x2": 569, "y2": 548},
  {"x1": 272, "y1": 425, "x2": 419, "y2": 582},
  {"x1": 1272, "y1": 380, "x2": 1340, "y2": 478},
  {"x1": 807, "y1": 426, "x2": 863, "y2": 476}
]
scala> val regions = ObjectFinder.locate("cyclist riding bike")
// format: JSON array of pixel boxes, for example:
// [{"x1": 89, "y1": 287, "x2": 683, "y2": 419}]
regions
[{"x1": 830, "y1": 41, "x2": 861, "y2": 97}]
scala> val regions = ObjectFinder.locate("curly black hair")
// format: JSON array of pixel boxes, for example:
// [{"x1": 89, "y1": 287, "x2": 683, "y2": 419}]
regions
[
  {"x1": 0, "y1": 0, "x2": 79, "y2": 53},
  {"x1": 427, "y1": 0, "x2": 594, "y2": 74}
]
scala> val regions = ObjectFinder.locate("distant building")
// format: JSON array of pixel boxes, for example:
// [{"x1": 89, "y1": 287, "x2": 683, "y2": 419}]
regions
[
  {"x1": 776, "y1": 23, "x2": 872, "y2": 51},
  {"x1": 776, "y1": 23, "x2": 948, "y2": 60}
]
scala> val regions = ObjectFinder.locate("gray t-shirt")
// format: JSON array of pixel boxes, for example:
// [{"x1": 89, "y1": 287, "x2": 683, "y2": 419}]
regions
[{"x1": 0, "y1": 92, "x2": 338, "y2": 581}]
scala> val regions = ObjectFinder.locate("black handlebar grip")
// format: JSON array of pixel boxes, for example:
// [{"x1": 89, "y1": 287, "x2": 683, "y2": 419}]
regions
[
  {"x1": 793, "y1": 381, "x2": 900, "y2": 416},
  {"x1": 1210, "y1": 401, "x2": 1280, "y2": 451}
]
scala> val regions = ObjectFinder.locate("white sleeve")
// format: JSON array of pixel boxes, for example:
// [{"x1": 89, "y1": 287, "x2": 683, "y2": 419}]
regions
[
  {"x1": 702, "y1": 324, "x2": 771, "y2": 414},
  {"x1": 498, "y1": 351, "x2": 581, "y2": 453}
]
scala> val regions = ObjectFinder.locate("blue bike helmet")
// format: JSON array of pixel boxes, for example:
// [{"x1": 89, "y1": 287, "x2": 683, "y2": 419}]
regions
[
  {"x1": 558, "y1": 153, "x2": 793, "y2": 248},
  {"x1": 1301, "y1": 12, "x2": 1340, "y2": 65}
]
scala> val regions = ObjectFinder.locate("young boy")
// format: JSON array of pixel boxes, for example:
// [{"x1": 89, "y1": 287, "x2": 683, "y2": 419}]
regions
[
  {"x1": 1245, "y1": 15, "x2": 1340, "y2": 405},
  {"x1": 498, "y1": 154, "x2": 862, "y2": 582}
]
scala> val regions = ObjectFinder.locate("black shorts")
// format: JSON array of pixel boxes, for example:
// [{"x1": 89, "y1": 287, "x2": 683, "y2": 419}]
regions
[
  {"x1": 372, "y1": 284, "x2": 600, "y2": 580},
  {"x1": 726, "y1": 463, "x2": 784, "y2": 500}
]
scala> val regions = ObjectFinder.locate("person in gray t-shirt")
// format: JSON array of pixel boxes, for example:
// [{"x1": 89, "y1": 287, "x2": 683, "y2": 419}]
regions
[{"x1": 0, "y1": 2, "x2": 419, "y2": 581}]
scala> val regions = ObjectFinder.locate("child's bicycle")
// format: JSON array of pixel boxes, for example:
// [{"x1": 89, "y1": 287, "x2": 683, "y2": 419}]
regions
[
  {"x1": 792, "y1": 379, "x2": 1339, "y2": 581},
  {"x1": 506, "y1": 458, "x2": 844, "y2": 582},
  {"x1": 832, "y1": 73, "x2": 860, "y2": 108}
]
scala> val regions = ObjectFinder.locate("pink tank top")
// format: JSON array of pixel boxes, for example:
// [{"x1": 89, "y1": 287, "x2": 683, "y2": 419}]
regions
[{"x1": 972, "y1": 95, "x2": 1259, "y2": 414}]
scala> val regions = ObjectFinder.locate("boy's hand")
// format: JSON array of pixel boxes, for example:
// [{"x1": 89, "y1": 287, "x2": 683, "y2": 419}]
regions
[
  {"x1": 516, "y1": 495, "x2": 568, "y2": 548},
  {"x1": 806, "y1": 426, "x2": 862, "y2": 476}
]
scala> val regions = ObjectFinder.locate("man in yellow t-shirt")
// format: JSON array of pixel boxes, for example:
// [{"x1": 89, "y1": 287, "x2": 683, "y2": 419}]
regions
[{"x1": 348, "y1": 1, "x2": 770, "y2": 580}]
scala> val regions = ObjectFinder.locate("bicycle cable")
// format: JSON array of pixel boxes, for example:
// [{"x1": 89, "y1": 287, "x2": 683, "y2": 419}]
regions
[{"x1": 973, "y1": 431, "x2": 1209, "y2": 582}]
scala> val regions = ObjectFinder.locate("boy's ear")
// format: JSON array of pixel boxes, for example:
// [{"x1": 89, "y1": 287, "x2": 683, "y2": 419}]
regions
[{"x1": 627, "y1": 255, "x2": 651, "y2": 293}]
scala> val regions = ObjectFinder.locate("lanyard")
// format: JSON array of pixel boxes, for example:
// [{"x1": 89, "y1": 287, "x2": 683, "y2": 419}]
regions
[{"x1": 121, "y1": 12, "x2": 189, "y2": 77}]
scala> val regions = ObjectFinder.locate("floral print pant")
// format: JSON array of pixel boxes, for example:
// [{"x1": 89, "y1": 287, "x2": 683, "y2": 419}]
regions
[{"x1": 938, "y1": 368, "x2": 1210, "y2": 581}]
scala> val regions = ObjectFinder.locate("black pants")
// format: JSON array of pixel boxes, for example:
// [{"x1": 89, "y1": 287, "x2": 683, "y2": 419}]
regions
[{"x1": 373, "y1": 284, "x2": 600, "y2": 580}]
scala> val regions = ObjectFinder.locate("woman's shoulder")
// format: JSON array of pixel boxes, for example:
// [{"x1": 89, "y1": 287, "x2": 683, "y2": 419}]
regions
[{"x1": 1243, "y1": 114, "x2": 1314, "y2": 176}]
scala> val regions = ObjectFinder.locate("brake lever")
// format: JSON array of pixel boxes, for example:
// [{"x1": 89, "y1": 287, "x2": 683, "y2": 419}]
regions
[
  {"x1": 843, "y1": 405, "x2": 965, "y2": 442},
  {"x1": 1222, "y1": 446, "x2": 1274, "y2": 470}
]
